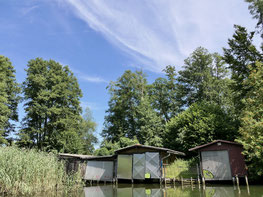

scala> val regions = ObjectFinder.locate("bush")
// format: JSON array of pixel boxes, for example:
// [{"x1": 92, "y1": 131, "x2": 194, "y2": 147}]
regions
[{"x1": 0, "y1": 146, "x2": 82, "y2": 195}]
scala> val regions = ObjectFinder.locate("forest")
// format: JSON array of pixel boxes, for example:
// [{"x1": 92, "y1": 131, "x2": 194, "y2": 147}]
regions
[{"x1": 1, "y1": 0, "x2": 263, "y2": 179}]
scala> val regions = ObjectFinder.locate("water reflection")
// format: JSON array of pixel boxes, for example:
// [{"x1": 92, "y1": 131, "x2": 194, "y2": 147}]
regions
[{"x1": 84, "y1": 184, "x2": 261, "y2": 197}]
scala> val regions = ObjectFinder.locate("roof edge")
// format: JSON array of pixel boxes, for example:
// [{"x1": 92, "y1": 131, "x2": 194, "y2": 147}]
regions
[{"x1": 189, "y1": 140, "x2": 242, "y2": 151}]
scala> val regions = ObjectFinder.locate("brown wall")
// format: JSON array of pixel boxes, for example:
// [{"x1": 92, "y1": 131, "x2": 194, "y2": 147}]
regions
[{"x1": 200, "y1": 143, "x2": 247, "y2": 176}]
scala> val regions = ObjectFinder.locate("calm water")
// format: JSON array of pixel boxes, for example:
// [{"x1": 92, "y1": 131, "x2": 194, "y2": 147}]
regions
[{"x1": 80, "y1": 184, "x2": 263, "y2": 197}]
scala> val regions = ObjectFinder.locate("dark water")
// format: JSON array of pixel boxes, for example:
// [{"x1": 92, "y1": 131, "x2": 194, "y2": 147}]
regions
[{"x1": 81, "y1": 184, "x2": 263, "y2": 197}]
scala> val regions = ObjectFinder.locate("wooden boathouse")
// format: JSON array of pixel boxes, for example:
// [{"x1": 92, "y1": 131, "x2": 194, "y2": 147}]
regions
[
  {"x1": 189, "y1": 140, "x2": 247, "y2": 181},
  {"x1": 59, "y1": 144, "x2": 185, "y2": 182}
]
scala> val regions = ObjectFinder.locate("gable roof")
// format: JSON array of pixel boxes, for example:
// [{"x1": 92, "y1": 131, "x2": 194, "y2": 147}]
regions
[
  {"x1": 115, "y1": 144, "x2": 185, "y2": 156},
  {"x1": 189, "y1": 140, "x2": 242, "y2": 151}
]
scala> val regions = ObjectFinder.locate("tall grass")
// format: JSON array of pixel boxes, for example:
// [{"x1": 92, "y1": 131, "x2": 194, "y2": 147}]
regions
[
  {"x1": 165, "y1": 159, "x2": 197, "y2": 179},
  {"x1": 0, "y1": 146, "x2": 82, "y2": 196}
]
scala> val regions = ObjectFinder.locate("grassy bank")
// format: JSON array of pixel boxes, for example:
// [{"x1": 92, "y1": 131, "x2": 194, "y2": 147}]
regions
[
  {"x1": 165, "y1": 159, "x2": 198, "y2": 179},
  {"x1": 0, "y1": 146, "x2": 82, "y2": 196}
]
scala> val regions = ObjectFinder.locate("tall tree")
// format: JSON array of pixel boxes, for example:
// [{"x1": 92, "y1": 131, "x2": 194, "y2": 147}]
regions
[
  {"x1": 177, "y1": 47, "x2": 231, "y2": 109},
  {"x1": 0, "y1": 56, "x2": 20, "y2": 144},
  {"x1": 19, "y1": 58, "x2": 83, "y2": 153},
  {"x1": 245, "y1": 0, "x2": 263, "y2": 36},
  {"x1": 237, "y1": 62, "x2": 263, "y2": 177},
  {"x1": 103, "y1": 70, "x2": 164, "y2": 145},
  {"x1": 223, "y1": 25, "x2": 262, "y2": 114},
  {"x1": 149, "y1": 65, "x2": 179, "y2": 122},
  {"x1": 80, "y1": 107, "x2": 98, "y2": 154}
]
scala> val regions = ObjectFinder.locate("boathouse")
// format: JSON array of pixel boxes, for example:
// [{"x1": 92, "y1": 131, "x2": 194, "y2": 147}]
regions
[
  {"x1": 189, "y1": 140, "x2": 247, "y2": 181},
  {"x1": 59, "y1": 144, "x2": 185, "y2": 182}
]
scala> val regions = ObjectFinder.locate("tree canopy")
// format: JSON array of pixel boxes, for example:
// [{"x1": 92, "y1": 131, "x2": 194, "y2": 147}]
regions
[
  {"x1": 237, "y1": 62, "x2": 263, "y2": 177},
  {"x1": 19, "y1": 58, "x2": 83, "y2": 153},
  {"x1": 0, "y1": 55, "x2": 20, "y2": 145},
  {"x1": 165, "y1": 102, "x2": 238, "y2": 154}
]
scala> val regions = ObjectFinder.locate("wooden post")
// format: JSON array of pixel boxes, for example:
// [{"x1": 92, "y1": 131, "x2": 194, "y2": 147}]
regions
[
  {"x1": 245, "y1": 175, "x2": 249, "y2": 187},
  {"x1": 198, "y1": 176, "x2": 201, "y2": 189},
  {"x1": 245, "y1": 175, "x2": 250, "y2": 195},
  {"x1": 191, "y1": 177, "x2": 193, "y2": 186},
  {"x1": 236, "y1": 175, "x2": 240, "y2": 194},
  {"x1": 202, "y1": 176, "x2": 205, "y2": 186},
  {"x1": 173, "y1": 178, "x2": 175, "y2": 187},
  {"x1": 181, "y1": 176, "x2": 184, "y2": 187},
  {"x1": 235, "y1": 175, "x2": 239, "y2": 187}
]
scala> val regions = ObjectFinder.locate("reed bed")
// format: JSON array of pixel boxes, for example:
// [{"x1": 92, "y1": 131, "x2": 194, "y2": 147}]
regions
[{"x1": 0, "y1": 146, "x2": 82, "y2": 196}]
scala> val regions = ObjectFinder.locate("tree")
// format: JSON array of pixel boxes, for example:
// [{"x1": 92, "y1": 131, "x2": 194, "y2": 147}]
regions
[
  {"x1": 236, "y1": 62, "x2": 263, "y2": 177},
  {"x1": 165, "y1": 102, "x2": 238, "y2": 153},
  {"x1": 245, "y1": 0, "x2": 263, "y2": 36},
  {"x1": 94, "y1": 137, "x2": 139, "y2": 156},
  {"x1": 136, "y1": 97, "x2": 164, "y2": 147},
  {"x1": 103, "y1": 70, "x2": 164, "y2": 145},
  {"x1": 79, "y1": 107, "x2": 98, "y2": 154},
  {"x1": 0, "y1": 56, "x2": 20, "y2": 144},
  {"x1": 149, "y1": 65, "x2": 179, "y2": 122},
  {"x1": 19, "y1": 58, "x2": 83, "y2": 153},
  {"x1": 223, "y1": 25, "x2": 262, "y2": 114},
  {"x1": 177, "y1": 47, "x2": 231, "y2": 109}
]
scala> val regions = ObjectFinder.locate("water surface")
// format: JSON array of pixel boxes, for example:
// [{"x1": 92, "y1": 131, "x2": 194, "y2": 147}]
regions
[{"x1": 83, "y1": 184, "x2": 263, "y2": 197}]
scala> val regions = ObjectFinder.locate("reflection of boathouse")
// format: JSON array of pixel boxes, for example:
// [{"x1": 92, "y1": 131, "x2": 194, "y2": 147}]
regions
[
  {"x1": 189, "y1": 140, "x2": 247, "y2": 181},
  {"x1": 59, "y1": 144, "x2": 185, "y2": 182}
]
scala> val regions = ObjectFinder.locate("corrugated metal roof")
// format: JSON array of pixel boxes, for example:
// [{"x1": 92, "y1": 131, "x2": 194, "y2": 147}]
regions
[
  {"x1": 189, "y1": 140, "x2": 242, "y2": 151},
  {"x1": 115, "y1": 144, "x2": 185, "y2": 156}
]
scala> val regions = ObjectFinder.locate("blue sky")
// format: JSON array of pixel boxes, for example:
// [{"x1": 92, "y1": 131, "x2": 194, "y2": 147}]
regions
[{"x1": 0, "y1": 0, "x2": 258, "y2": 147}]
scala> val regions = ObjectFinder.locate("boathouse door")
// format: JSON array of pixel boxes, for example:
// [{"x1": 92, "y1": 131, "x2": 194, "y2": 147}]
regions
[
  {"x1": 133, "y1": 154, "x2": 145, "y2": 180},
  {"x1": 117, "y1": 155, "x2": 133, "y2": 179},
  {"x1": 201, "y1": 150, "x2": 232, "y2": 180},
  {"x1": 145, "y1": 152, "x2": 160, "y2": 179}
]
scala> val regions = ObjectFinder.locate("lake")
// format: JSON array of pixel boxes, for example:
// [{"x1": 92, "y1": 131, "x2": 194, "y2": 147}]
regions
[{"x1": 81, "y1": 184, "x2": 263, "y2": 197}]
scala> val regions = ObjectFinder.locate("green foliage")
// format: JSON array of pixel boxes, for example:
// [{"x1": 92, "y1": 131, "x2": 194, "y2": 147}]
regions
[
  {"x1": 79, "y1": 107, "x2": 98, "y2": 154},
  {"x1": 245, "y1": 0, "x2": 263, "y2": 35},
  {"x1": 149, "y1": 65, "x2": 179, "y2": 122},
  {"x1": 0, "y1": 146, "x2": 82, "y2": 196},
  {"x1": 224, "y1": 25, "x2": 262, "y2": 114},
  {"x1": 19, "y1": 58, "x2": 83, "y2": 153},
  {"x1": 0, "y1": 55, "x2": 20, "y2": 144},
  {"x1": 237, "y1": 62, "x2": 263, "y2": 177},
  {"x1": 103, "y1": 70, "x2": 164, "y2": 146},
  {"x1": 177, "y1": 47, "x2": 232, "y2": 110},
  {"x1": 94, "y1": 137, "x2": 139, "y2": 156},
  {"x1": 165, "y1": 102, "x2": 238, "y2": 153},
  {"x1": 165, "y1": 159, "x2": 197, "y2": 179}
]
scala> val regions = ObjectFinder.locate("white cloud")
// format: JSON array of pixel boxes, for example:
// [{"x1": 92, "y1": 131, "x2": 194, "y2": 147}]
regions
[
  {"x1": 62, "y1": 0, "x2": 257, "y2": 72},
  {"x1": 79, "y1": 75, "x2": 108, "y2": 83},
  {"x1": 68, "y1": 66, "x2": 108, "y2": 83}
]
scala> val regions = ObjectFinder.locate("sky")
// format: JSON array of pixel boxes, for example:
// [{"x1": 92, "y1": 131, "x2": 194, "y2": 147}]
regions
[{"x1": 0, "y1": 0, "x2": 258, "y2": 147}]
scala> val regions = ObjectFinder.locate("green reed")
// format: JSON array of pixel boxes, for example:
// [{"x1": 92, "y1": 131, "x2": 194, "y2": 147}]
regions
[{"x1": 0, "y1": 146, "x2": 83, "y2": 196}]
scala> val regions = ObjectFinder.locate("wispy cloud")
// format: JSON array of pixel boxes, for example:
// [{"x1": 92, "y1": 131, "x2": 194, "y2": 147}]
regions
[
  {"x1": 62, "y1": 0, "x2": 256, "y2": 72},
  {"x1": 68, "y1": 66, "x2": 108, "y2": 83},
  {"x1": 79, "y1": 75, "x2": 108, "y2": 83},
  {"x1": 20, "y1": 5, "x2": 39, "y2": 16}
]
